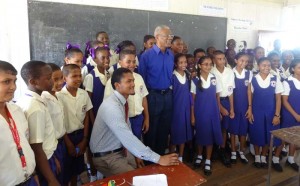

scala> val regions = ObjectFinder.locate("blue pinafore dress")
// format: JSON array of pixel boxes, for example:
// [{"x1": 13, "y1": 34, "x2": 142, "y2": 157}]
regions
[
  {"x1": 228, "y1": 70, "x2": 250, "y2": 136},
  {"x1": 249, "y1": 75, "x2": 280, "y2": 146},
  {"x1": 193, "y1": 76, "x2": 223, "y2": 146}
]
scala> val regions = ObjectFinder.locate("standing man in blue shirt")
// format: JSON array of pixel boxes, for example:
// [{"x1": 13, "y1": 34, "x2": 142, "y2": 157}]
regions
[{"x1": 139, "y1": 25, "x2": 174, "y2": 155}]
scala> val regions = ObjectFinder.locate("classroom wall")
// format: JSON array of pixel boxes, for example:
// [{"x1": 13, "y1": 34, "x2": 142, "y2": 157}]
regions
[{"x1": 33, "y1": 0, "x2": 285, "y2": 50}]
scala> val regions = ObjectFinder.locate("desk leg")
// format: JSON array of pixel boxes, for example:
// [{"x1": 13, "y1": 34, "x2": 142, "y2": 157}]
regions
[{"x1": 267, "y1": 134, "x2": 274, "y2": 186}]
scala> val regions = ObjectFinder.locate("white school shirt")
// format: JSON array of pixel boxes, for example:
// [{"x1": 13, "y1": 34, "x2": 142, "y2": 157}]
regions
[
  {"x1": 56, "y1": 87, "x2": 93, "y2": 133},
  {"x1": 84, "y1": 67, "x2": 108, "y2": 93},
  {"x1": 251, "y1": 73, "x2": 284, "y2": 94},
  {"x1": 282, "y1": 76, "x2": 300, "y2": 96},
  {"x1": 104, "y1": 72, "x2": 148, "y2": 117},
  {"x1": 190, "y1": 73, "x2": 222, "y2": 94},
  {"x1": 233, "y1": 67, "x2": 253, "y2": 82},
  {"x1": 17, "y1": 90, "x2": 58, "y2": 159},
  {"x1": 41, "y1": 91, "x2": 66, "y2": 139},
  {"x1": 253, "y1": 59, "x2": 259, "y2": 72},
  {"x1": 0, "y1": 103, "x2": 36, "y2": 185},
  {"x1": 211, "y1": 67, "x2": 235, "y2": 97}
]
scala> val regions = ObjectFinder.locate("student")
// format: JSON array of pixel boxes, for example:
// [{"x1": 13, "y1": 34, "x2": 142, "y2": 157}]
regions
[
  {"x1": 281, "y1": 50, "x2": 294, "y2": 77},
  {"x1": 57, "y1": 64, "x2": 93, "y2": 185},
  {"x1": 226, "y1": 39, "x2": 236, "y2": 51},
  {"x1": 0, "y1": 61, "x2": 37, "y2": 186},
  {"x1": 170, "y1": 36, "x2": 183, "y2": 55},
  {"x1": 228, "y1": 52, "x2": 252, "y2": 164},
  {"x1": 245, "y1": 49, "x2": 255, "y2": 72},
  {"x1": 110, "y1": 40, "x2": 139, "y2": 67},
  {"x1": 18, "y1": 61, "x2": 59, "y2": 186},
  {"x1": 84, "y1": 46, "x2": 110, "y2": 117},
  {"x1": 225, "y1": 49, "x2": 236, "y2": 68},
  {"x1": 85, "y1": 40, "x2": 105, "y2": 73},
  {"x1": 84, "y1": 46, "x2": 110, "y2": 182},
  {"x1": 281, "y1": 59, "x2": 300, "y2": 171},
  {"x1": 211, "y1": 50, "x2": 235, "y2": 168},
  {"x1": 268, "y1": 52, "x2": 287, "y2": 82},
  {"x1": 253, "y1": 46, "x2": 265, "y2": 73},
  {"x1": 95, "y1": 31, "x2": 115, "y2": 64},
  {"x1": 41, "y1": 63, "x2": 65, "y2": 184},
  {"x1": 64, "y1": 43, "x2": 88, "y2": 82},
  {"x1": 170, "y1": 53, "x2": 192, "y2": 162},
  {"x1": 193, "y1": 48, "x2": 206, "y2": 67},
  {"x1": 206, "y1": 46, "x2": 216, "y2": 59},
  {"x1": 248, "y1": 57, "x2": 284, "y2": 171},
  {"x1": 104, "y1": 50, "x2": 149, "y2": 140},
  {"x1": 138, "y1": 35, "x2": 156, "y2": 60},
  {"x1": 182, "y1": 41, "x2": 189, "y2": 54},
  {"x1": 191, "y1": 56, "x2": 223, "y2": 176}
]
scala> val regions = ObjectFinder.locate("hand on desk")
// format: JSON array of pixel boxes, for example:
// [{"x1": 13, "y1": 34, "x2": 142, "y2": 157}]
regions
[{"x1": 158, "y1": 153, "x2": 179, "y2": 166}]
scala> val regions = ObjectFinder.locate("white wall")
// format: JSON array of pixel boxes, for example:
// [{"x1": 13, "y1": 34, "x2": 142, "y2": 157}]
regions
[{"x1": 0, "y1": 0, "x2": 30, "y2": 100}]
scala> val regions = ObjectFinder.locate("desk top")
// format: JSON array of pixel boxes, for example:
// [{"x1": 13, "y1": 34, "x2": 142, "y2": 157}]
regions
[
  {"x1": 271, "y1": 126, "x2": 300, "y2": 146},
  {"x1": 84, "y1": 162, "x2": 206, "y2": 186}
]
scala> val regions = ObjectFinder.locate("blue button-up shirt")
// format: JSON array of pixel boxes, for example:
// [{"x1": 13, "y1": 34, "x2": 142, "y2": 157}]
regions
[{"x1": 138, "y1": 44, "x2": 174, "y2": 90}]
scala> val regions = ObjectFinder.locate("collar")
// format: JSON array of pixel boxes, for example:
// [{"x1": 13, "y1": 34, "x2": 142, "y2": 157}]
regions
[
  {"x1": 173, "y1": 70, "x2": 186, "y2": 78},
  {"x1": 41, "y1": 91, "x2": 58, "y2": 101},
  {"x1": 113, "y1": 90, "x2": 127, "y2": 105},
  {"x1": 25, "y1": 89, "x2": 46, "y2": 105},
  {"x1": 60, "y1": 86, "x2": 82, "y2": 97},
  {"x1": 153, "y1": 44, "x2": 171, "y2": 55},
  {"x1": 233, "y1": 67, "x2": 245, "y2": 75}
]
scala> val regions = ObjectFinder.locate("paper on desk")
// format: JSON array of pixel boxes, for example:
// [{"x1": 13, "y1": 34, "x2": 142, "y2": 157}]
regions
[{"x1": 132, "y1": 174, "x2": 168, "y2": 186}]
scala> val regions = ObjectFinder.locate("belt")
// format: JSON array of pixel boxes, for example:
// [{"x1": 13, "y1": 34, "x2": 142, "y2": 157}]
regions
[
  {"x1": 149, "y1": 88, "x2": 171, "y2": 95},
  {"x1": 220, "y1": 96, "x2": 229, "y2": 100},
  {"x1": 16, "y1": 172, "x2": 36, "y2": 186},
  {"x1": 92, "y1": 147, "x2": 124, "y2": 157}
]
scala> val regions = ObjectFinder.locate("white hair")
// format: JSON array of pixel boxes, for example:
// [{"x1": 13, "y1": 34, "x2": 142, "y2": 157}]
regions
[{"x1": 154, "y1": 25, "x2": 170, "y2": 37}]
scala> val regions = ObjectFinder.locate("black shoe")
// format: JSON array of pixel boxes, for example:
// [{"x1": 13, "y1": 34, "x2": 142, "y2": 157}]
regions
[
  {"x1": 253, "y1": 161, "x2": 261, "y2": 168},
  {"x1": 286, "y1": 160, "x2": 299, "y2": 171},
  {"x1": 204, "y1": 163, "x2": 212, "y2": 176},
  {"x1": 261, "y1": 162, "x2": 268, "y2": 169},
  {"x1": 220, "y1": 150, "x2": 231, "y2": 167},
  {"x1": 272, "y1": 162, "x2": 283, "y2": 172},
  {"x1": 194, "y1": 157, "x2": 202, "y2": 168}
]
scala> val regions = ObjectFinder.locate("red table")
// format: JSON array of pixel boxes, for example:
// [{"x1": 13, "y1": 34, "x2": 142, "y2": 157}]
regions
[{"x1": 84, "y1": 162, "x2": 206, "y2": 186}]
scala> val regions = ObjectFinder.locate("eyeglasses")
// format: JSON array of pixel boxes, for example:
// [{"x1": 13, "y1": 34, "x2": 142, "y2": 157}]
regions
[{"x1": 159, "y1": 34, "x2": 174, "y2": 39}]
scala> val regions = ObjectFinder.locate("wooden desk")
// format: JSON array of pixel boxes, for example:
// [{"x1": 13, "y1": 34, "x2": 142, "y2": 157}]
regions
[
  {"x1": 267, "y1": 126, "x2": 300, "y2": 186},
  {"x1": 84, "y1": 162, "x2": 206, "y2": 186}
]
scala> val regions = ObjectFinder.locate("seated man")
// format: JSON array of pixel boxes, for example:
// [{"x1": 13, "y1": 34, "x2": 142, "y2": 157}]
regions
[{"x1": 90, "y1": 68, "x2": 179, "y2": 177}]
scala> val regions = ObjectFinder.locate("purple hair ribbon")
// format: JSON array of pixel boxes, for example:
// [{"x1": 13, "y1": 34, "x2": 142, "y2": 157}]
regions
[{"x1": 66, "y1": 42, "x2": 80, "y2": 50}]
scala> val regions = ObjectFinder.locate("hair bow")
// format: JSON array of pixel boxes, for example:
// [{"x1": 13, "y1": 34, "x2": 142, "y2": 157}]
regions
[{"x1": 66, "y1": 42, "x2": 80, "y2": 50}]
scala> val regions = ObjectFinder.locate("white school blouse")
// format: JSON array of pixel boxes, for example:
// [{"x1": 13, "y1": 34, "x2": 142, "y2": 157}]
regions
[
  {"x1": 17, "y1": 90, "x2": 58, "y2": 159},
  {"x1": 83, "y1": 67, "x2": 108, "y2": 93},
  {"x1": 251, "y1": 73, "x2": 284, "y2": 94},
  {"x1": 41, "y1": 91, "x2": 66, "y2": 139},
  {"x1": 57, "y1": 87, "x2": 93, "y2": 133},
  {"x1": 282, "y1": 76, "x2": 300, "y2": 96},
  {"x1": 190, "y1": 73, "x2": 222, "y2": 94},
  {"x1": 0, "y1": 103, "x2": 36, "y2": 185}
]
